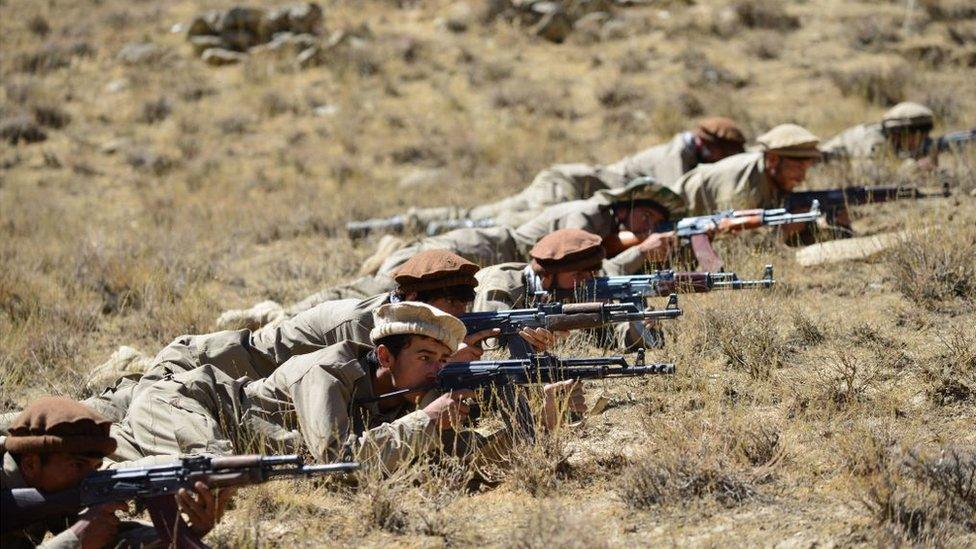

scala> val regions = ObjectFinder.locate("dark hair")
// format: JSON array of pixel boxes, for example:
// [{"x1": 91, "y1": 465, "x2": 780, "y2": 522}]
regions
[
  {"x1": 372, "y1": 333, "x2": 414, "y2": 358},
  {"x1": 613, "y1": 201, "x2": 670, "y2": 221},
  {"x1": 395, "y1": 284, "x2": 476, "y2": 303}
]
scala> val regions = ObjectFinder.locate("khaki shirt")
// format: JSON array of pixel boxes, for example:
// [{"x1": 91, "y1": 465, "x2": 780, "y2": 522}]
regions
[
  {"x1": 251, "y1": 293, "x2": 391, "y2": 364},
  {"x1": 1, "y1": 453, "x2": 82, "y2": 549},
  {"x1": 473, "y1": 263, "x2": 538, "y2": 312},
  {"x1": 668, "y1": 151, "x2": 785, "y2": 216},
  {"x1": 603, "y1": 132, "x2": 699, "y2": 187},
  {"x1": 377, "y1": 226, "x2": 522, "y2": 277},
  {"x1": 513, "y1": 198, "x2": 649, "y2": 276},
  {"x1": 820, "y1": 123, "x2": 887, "y2": 159},
  {"x1": 113, "y1": 342, "x2": 435, "y2": 473}
]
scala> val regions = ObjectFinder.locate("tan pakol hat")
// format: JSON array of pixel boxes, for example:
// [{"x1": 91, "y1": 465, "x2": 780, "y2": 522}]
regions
[
  {"x1": 5, "y1": 396, "x2": 117, "y2": 457},
  {"x1": 695, "y1": 116, "x2": 746, "y2": 145},
  {"x1": 530, "y1": 229, "x2": 606, "y2": 273},
  {"x1": 881, "y1": 102, "x2": 934, "y2": 130},
  {"x1": 594, "y1": 177, "x2": 688, "y2": 219},
  {"x1": 393, "y1": 250, "x2": 479, "y2": 293},
  {"x1": 756, "y1": 123, "x2": 821, "y2": 159},
  {"x1": 370, "y1": 301, "x2": 467, "y2": 351}
]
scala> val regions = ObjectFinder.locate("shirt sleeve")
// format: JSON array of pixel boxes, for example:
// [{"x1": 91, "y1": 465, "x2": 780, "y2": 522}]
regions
[
  {"x1": 38, "y1": 529, "x2": 82, "y2": 549},
  {"x1": 602, "y1": 246, "x2": 645, "y2": 276}
]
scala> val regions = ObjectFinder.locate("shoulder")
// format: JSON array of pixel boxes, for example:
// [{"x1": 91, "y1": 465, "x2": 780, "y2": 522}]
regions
[{"x1": 275, "y1": 341, "x2": 372, "y2": 387}]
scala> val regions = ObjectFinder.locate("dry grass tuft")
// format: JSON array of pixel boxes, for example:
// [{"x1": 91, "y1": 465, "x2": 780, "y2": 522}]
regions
[
  {"x1": 828, "y1": 57, "x2": 910, "y2": 106},
  {"x1": 887, "y1": 230, "x2": 976, "y2": 311}
]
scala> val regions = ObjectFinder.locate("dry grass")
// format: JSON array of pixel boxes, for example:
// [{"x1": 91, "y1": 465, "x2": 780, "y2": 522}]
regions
[{"x1": 2, "y1": 0, "x2": 976, "y2": 546}]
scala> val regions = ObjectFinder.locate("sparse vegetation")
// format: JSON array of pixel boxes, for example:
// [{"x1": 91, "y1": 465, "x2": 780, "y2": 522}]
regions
[{"x1": 1, "y1": 0, "x2": 975, "y2": 546}]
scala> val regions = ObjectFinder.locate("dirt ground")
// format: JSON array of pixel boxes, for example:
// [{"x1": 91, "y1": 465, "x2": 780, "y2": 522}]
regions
[{"x1": 1, "y1": 0, "x2": 974, "y2": 546}]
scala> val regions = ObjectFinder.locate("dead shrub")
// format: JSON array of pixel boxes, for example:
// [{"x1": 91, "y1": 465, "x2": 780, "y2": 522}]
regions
[
  {"x1": 921, "y1": 0, "x2": 976, "y2": 21},
  {"x1": 731, "y1": 0, "x2": 800, "y2": 31},
  {"x1": 618, "y1": 455, "x2": 756, "y2": 509},
  {"x1": 259, "y1": 91, "x2": 298, "y2": 118},
  {"x1": 789, "y1": 309, "x2": 826, "y2": 347},
  {"x1": 31, "y1": 104, "x2": 71, "y2": 129},
  {"x1": 745, "y1": 31, "x2": 781, "y2": 60},
  {"x1": 704, "y1": 307, "x2": 789, "y2": 380},
  {"x1": 596, "y1": 80, "x2": 645, "y2": 109},
  {"x1": 815, "y1": 350, "x2": 880, "y2": 409},
  {"x1": 920, "y1": 87, "x2": 963, "y2": 125},
  {"x1": 513, "y1": 504, "x2": 609, "y2": 549},
  {"x1": 492, "y1": 82, "x2": 577, "y2": 119},
  {"x1": 886, "y1": 230, "x2": 976, "y2": 310},
  {"x1": 735, "y1": 425, "x2": 783, "y2": 467},
  {"x1": 849, "y1": 17, "x2": 902, "y2": 51},
  {"x1": 829, "y1": 58, "x2": 910, "y2": 106},
  {"x1": 27, "y1": 15, "x2": 51, "y2": 37},
  {"x1": 861, "y1": 446, "x2": 976, "y2": 543},
  {"x1": 138, "y1": 97, "x2": 172, "y2": 124},
  {"x1": 922, "y1": 326, "x2": 976, "y2": 406},
  {"x1": 14, "y1": 41, "x2": 94, "y2": 74}
]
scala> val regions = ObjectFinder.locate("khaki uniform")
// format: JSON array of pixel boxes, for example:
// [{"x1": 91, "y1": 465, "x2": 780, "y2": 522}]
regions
[
  {"x1": 820, "y1": 123, "x2": 887, "y2": 159},
  {"x1": 668, "y1": 152, "x2": 785, "y2": 216},
  {"x1": 1, "y1": 453, "x2": 82, "y2": 549},
  {"x1": 110, "y1": 341, "x2": 437, "y2": 472},
  {"x1": 513, "y1": 196, "x2": 646, "y2": 276},
  {"x1": 376, "y1": 227, "x2": 522, "y2": 277},
  {"x1": 603, "y1": 132, "x2": 699, "y2": 188},
  {"x1": 86, "y1": 294, "x2": 393, "y2": 423}
]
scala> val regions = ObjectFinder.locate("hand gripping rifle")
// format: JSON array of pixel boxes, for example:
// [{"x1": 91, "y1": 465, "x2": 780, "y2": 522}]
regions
[
  {"x1": 1, "y1": 455, "x2": 359, "y2": 548},
  {"x1": 566, "y1": 266, "x2": 775, "y2": 308},
  {"x1": 459, "y1": 296, "x2": 683, "y2": 358},
  {"x1": 654, "y1": 202, "x2": 820, "y2": 271}
]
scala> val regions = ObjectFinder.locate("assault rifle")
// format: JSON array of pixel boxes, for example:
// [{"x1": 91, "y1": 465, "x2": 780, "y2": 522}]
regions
[
  {"x1": 460, "y1": 295, "x2": 683, "y2": 357},
  {"x1": 921, "y1": 128, "x2": 976, "y2": 155},
  {"x1": 360, "y1": 349, "x2": 674, "y2": 403},
  {"x1": 1, "y1": 455, "x2": 358, "y2": 548},
  {"x1": 610, "y1": 203, "x2": 819, "y2": 271},
  {"x1": 347, "y1": 215, "x2": 409, "y2": 239},
  {"x1": 783, "y1": 182, "x2": 951, "y2": 225},
  {"x1": 561, "y1": 266, "x2": 775, "y2": 308}
]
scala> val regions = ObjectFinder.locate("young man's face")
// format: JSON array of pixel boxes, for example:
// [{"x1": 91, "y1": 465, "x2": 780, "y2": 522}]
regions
[
  {"x1": 386, "y1": 336, "x2": 454, "y2": 392},
  {"x1": 19, "y1": 452, "x2": 102, "y2": 493},
  {"x1": 618, "y1": 205, "x2": 667, "y2": 234},
  {"x1": 766, "y1": 153, "x2": 814, "y2": 192},
  {"x1": 889, "y1": 130, "x2": 929, "y2": 154},
  {"x1": 544, "y1": 269, "x2": 597, "y2": 291},
  {"x1": 424, "y1": 296, "x2": 471, "y2": 317}
]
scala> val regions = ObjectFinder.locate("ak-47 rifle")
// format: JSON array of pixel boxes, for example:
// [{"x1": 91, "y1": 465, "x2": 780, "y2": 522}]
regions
[
  {"x1": 1, "y1": 455, "x2": 358, "y2": 549},
  {"x1": 460, "y1": 296, "x2": 683, "y2": 357},
  {"x1": 921, "y1": 128, "x2": 976, "y2": 155},
  {"x1": 359, "y1": 349, "x2": 674, "y2": 403},
  {"x1": 783, "y1": 182, "x2": 950, "y2": 226},
  {"x1": 562, "y1": 266, "x2": 775, "y2": 308},
  {"x1": 609, "y1": 203, "x2": 820, "y2": 271},
  {"x1": 347, "y1": 215, "x2": 409, "y2": 239}
]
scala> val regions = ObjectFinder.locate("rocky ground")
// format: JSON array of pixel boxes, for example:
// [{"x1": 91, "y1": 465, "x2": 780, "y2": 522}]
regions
[{"x1": 1, "y1": 0, "x2": 975, "y2": 546}]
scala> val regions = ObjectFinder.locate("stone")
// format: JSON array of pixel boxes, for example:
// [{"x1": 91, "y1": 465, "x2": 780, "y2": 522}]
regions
[
  {"x1": 100, "y1": 138, "x2": 131, "y2": 155},
  {"x1": 532, "y1": 9, "x2": 573, "y2": 43},
  {"x1": 0, "y1": 117, "x2": 47, "y2": 145},
  {"x1": 117, "y1": 42, "x2": 164, "y2": 65},
  {"x1": 313, "y1": 104, "x2": 339, "y2": 117},
  {"x1": 215, "y1": 300, "x2": 285, "y2": 331},
  {"x1": 104, "y1": 79, "x2": 128, "y2": 93},
  {"x1": 285, "y1": 3, "x2": 324, "y2": 34},
  {"x1": 201, "y1": 47, "x2": 248, "y2": 65},
  {"x1": 190, "y1": 35, "x2": 225, "y2": 56},
  {"x1": 221, "y1": 29, "x2": 262, "y2": 51}
]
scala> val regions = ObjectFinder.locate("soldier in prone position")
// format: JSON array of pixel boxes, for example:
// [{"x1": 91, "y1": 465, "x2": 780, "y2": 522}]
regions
[
  {"x1": 1, "y1": 397, "x2": 226, "y2": 548},
  {"x1": 107, "y1": 303, "x2": 583, "y2": 472}
]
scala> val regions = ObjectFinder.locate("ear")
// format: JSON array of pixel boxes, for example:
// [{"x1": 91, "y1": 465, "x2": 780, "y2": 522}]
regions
[
  {"x1": 765, "y1": 151, "x2": 780, "y2": 170},
  {"x1": 539, "y1": 272, "x2": 555, "y2": 290},
  {"x1": 375, "y1": 344, "x2": 395, "y2": 370}
]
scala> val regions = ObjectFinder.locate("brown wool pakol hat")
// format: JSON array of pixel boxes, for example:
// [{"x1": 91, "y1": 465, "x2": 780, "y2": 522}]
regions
[
  {"x1": 756, "y1": 123, "x2": 821, "y2": 159},
  {"x1": 530, "y1": 229, "x2": 606, "y2": 273},
  {"x1": 393, "y1": 250, "x2": 479, "y2": 293},
  {"x1": 695, "y1": 116, "x2": 746, "y2": 146},
  {"x1": 5, "y1": 396, "x2": 117, "y2": 457},
  {"x1": 370, "y1": 301, "x2": 467, "y2": 351}
]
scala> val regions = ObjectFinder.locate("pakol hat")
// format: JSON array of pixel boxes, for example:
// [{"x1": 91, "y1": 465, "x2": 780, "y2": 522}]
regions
[
  {"x1": 393, "y1": 250, "x2": 479, "y2": 293},
  {"x1": 594, "y1": 177, "x2": 687, "y2": 220},
  {"x1": 530, "y1": 229, "x2": 606, "y2": 273},
  {"x1": 370, "y1": 301, "x2": 466, "y2": 351},
  {"x1": 5, "y1": 396, "x2": 117, "y2": 457},
  {"x1": 757, "y1": 124, "x2": 821, "y2": 159},
  {"x1": 881, "y1": 102, "x2": 934, "y2": 131},
  {"x1": 695, "y1": 116, "x2": 746, "y2": 146}
]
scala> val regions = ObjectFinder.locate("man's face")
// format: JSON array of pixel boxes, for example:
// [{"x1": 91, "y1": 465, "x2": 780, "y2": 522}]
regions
[
  {"x1": 19, "y1": 452, "x2": 102, "y2": 493},
  {"x1": 618, "y1": 205, "x2": 667, "y2": 235},
  {"x1": 424, "y1": 296, "x2": 471, "y2": 317},
  {"x1": 766, "y1": 153, "x2": 814, "y2": 192},
  {"x1": 889, "y1": 130, "x2": 929, "y2": 154},
  {"x1": 387, "y1": 336, "x2": 453, "y2": 391},
  {"x1": 550, "y1": 269, "x2": 597, "y2": 291}
]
